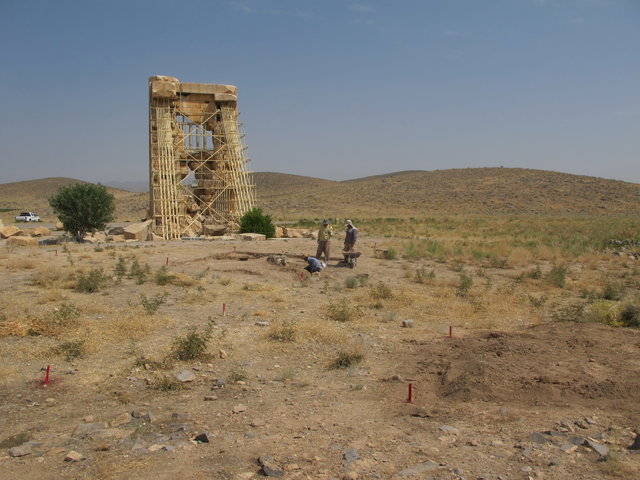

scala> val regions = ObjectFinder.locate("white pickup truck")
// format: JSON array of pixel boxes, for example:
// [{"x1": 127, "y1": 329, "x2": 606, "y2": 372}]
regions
[{"x1": 15, "y1": 212, "x2": 41, "y2": 222}]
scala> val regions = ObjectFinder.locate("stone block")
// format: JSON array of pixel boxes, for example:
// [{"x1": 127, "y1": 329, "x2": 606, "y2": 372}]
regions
[
  {"x1": 203, "y1": 224, "x2": 227, "y2": 236},
  {"x1": 123, "y1": 220, "x2": 153, "y2": 241},
  {"x1": 1, "y1": 225, "x2": 23, "y2": 238},
  {"x1": 31, "y1": 226, "x2": 52, "y2": 237},
  {"x1": 7, "y1": 235, "x2": 38, "y2": 246},
  {"x1": 242, "y1": 233, "x2": 266, "y2": 241}
]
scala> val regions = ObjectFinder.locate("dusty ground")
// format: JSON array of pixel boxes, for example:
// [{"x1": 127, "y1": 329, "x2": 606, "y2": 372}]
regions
[{"x1": 1, "y1": 236, "x2": 639, "y2": 480}]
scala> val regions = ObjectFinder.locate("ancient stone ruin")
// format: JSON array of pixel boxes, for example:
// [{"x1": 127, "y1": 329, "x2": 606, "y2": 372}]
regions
[{"x1": 148, "y1": 75, "x2": 255, "y2": 239}]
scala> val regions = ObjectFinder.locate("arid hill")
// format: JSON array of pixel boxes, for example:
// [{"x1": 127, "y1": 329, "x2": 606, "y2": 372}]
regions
[
  {"x1": 0, "y1": 178, "x2": 147, "y2": 223},
  {"x1": 255, "y1": 168, "x2": 640, "y2": 218},
  {"x1": 1, "y1": 168, "x2": 639, "y2": 223}
]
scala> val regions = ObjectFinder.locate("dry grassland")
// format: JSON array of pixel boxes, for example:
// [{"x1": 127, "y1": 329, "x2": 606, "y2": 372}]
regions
[{"x1": 1, "y1": 212, "x2": 640, "y2": 479}]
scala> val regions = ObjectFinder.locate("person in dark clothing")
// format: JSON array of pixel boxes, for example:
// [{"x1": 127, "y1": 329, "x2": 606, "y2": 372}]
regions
[{"x1": 343, "y1": 220, "x2": 358, "y2": 252}]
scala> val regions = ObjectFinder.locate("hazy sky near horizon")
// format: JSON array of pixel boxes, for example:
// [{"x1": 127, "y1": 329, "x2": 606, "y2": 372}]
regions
[{"x1": 0, "y1": 0, "x2": 638, "y2": 185}]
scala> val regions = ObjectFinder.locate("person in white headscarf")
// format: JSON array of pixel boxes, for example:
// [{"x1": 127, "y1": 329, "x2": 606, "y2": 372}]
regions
[{"x1": 343, "y1": 219, "x2": 358, "y2": 252}]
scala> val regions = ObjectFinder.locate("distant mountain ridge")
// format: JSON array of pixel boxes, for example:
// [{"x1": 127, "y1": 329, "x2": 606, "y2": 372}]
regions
[{"x1": 1, "y1": 168, "x2": 638, "y2": 223}]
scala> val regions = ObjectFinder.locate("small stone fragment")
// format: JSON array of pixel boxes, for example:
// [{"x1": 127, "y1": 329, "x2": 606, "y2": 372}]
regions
[
  {"x1": 176, "y1": 370, "x2": 196, "y2": 382},
  {"x1": 439, "y1": 425, "x2": 460, "y2": 435},
  {"x1": 9, "y1": 444, "x2": 32, "y2": 457},
  {"x1": 64, "y1": 450, "x2": 86, "y2": 462},
  {"x1": 194, "y1": 432, "x2": 210, "y2": 443},
  {"x1": 586, "y1": 439, "x2": 609, "y2": 458},
  {"x1": 233, "y1": 404, "x2": 248, "y2": 413},
  {"x1": 402, "y1": 319, "x2": 414, "y2": 328},
  {"x1": 560, "y1": 444, "x2": 578, "y2": 454},
  {"x1": 528, "y1": 432, "x2": 549, "y2": 444},
  {"x1": 258, "y1": 455, "x2": 284, "y2": 477}
]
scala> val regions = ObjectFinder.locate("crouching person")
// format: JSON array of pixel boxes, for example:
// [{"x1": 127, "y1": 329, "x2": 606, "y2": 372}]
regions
[{"x1": 304, "y1": 255, "x2": 325, "y2": 274}]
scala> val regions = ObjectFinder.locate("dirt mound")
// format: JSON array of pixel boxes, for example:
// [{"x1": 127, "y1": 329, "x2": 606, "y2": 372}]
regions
[{"x1": 415, "y1": 323, "x2": 640, "y2": 409}]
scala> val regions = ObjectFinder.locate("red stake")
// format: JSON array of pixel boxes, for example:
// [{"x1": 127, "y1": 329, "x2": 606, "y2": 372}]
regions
[
  {"x1": 165, "y1": 256, "x2": 169, "y2": 266},
  {"x1": 300, "y1": 271, "x2": 304, "y2": 281},
  {"x1": 222, "y1": 303, "x2": 227, "y2": 316},
  {"x1": 44, "y1": 365, "x2": 51, "y2": 385},
  {"x1": 55, "y1": 249, "x2": 58, "y2": 256},
  {"x1": 449, "y1": 326, "x2": 452, "y2": 338},
  {"x1": 407, "y1": 383, "x2": 413, "y2": 403}
]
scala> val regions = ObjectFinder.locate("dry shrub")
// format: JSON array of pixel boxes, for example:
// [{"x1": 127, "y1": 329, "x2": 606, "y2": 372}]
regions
[
  {"x1": 5, "y1": 257, "x2": 37, "y2": 270},
  {"x1": 37, "y1": 289, "x2": 68, "y2": 304},
  {"x1": 165, "y1": 272, "x2": 200, "y2": 287},
  {"x1": 31, "y1": 266, "x2": 75, "y2": 289},
  {"x1": 507, "y1": 247, "x2": 535, "y2": 267},
  {"x1": 0, "y1": 316, "x2": 34, "y2": 336},
  {"x1": 99, "y1": 313, "x2": 158, "y2": 341},
  {"x1": 296, "y1": 320, "x2": 349, "y2": 346},
  {"x1": 27, "y1": 303, "x2": 81, "y2": 337}
]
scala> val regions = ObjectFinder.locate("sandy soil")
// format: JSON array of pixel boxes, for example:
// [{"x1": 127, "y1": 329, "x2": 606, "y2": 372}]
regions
[{"x1": 1, "y1": 237, "x2": 639, "y2": 480}]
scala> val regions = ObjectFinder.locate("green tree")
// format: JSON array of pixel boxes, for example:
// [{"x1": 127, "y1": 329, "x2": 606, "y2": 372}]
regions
[
  {"x1": 239, "y1": 207, "x2": 276, "y2": 238},
  {"x1": 49, "y1": 183, "x2": 115, "y2": 242}
]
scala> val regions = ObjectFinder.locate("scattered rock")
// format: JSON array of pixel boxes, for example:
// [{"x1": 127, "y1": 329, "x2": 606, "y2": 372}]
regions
[
  {"x1": 560, "y1": 444, "x2": 578, "y2": 454},
  {"x1": 219, "y1": 349, "x2": 228, "y2": 359},
  {"x1": 586, "y1": 439, "x2": 609, "y2": 458},
  {"x1": 64, "y1": 450, "x2": 86, "y2": 462},
  {"x1": 111, "y1": 413, "x2": 132, "y2": 426},
  {"x1": 8, "y1": 444, "x2": 32, "y2": 457},
  {"x1": 258, "y1": 455, "x2": 284, "y2": 477},
  {"x1": 402, "y1": 319, "x2": 414, "y2": 328},
  {"x1": 439, "y1": 425, "x2": 460, "y2": 435},
  {"x1": 194, "y1": 432, "x2": 210, "y2": 443},
  {"x1": 528, "y1": 432, "x2": 549, "y2": 444},
  {"x1": 233, "y1": 404, "x2": 248, "y2": 414},
  {"x1": 629, "y1": 432, "x2": 640, "y2": 450},
  {"x1": 396, "y1": 461, "x2": 440, "y2": 476},
  {"x1": 251, "y1": 419, "x2": 266, "y2": 428},
  {"x1": 204, "y1": 395, "x2": 217, "y2": 401},
  {"x1": 176, "y1": 370, "x2": 196, "y2": 382}
]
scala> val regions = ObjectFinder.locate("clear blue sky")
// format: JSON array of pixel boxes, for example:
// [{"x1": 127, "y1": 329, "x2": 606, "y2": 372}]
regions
[{"x1": 1, "y1": 0, "x2": 638, "y2": 185}]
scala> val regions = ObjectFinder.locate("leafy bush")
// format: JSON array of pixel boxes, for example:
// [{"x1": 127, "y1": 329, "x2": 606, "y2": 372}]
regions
[
  {"x1": 152, "y1": 375, "x2": 184, "y2": 391},
  {"x1": 329, "y1": 350, "x2": 364, "y2": 369},
  {"x1": 54, "y1": 340, "x2": 86, "y2": 361},
  {"x1": 602, "y1": 282, "x2": 624, "y2": 301},
  {"x1": 172, "y1": 326, "x2": 212, "y2": 361},
  {"x1": 619, "y1": 304, "x2": 640, "y2": 328},
  {"x1": 229, "y1": 367, "x2": 248, "y2": 382},
  {"x1": 140, "y1": 293, "x2": 168, "y2": 315},
  {"x1": 75, "y1": 268, "x2": 107, "y2": 293},
  {"x1": 415, "y1": 267, "x2": 436, "y2": 284},
  {"x1": 49, "y1": 183, "x2": 115, "y2": 242},
  {"x1": 546, "y1": 265, "x2": 568, "y2": 288},
  {"x1": 345, "y1": 276, "x2": 358, "y2": 289},
  {"x1": 327, "y1": 298, "x2": 360, "y2": 322},
  {"x1": 129, "y1": 259, "x2": 150, "y2": 284},
  {"x1": 239, "y1": 207, "x2": 276, "y2": 238},
  {"x1": 155, "y1": 266, "x2": 174, "y2": 286},
  {"x1": 456, "y1": 272, "x2": 473, "y2": 297},
  {"x1": 384, "y1": 248, "x2": 398, "y2": 260},
  {"x1": 370, "y1": 281, "x2": 393, "y2": 300},
  {"x1": 114, "y1": 256, "x2": 127, "y2": 283},
  {"x1": 268, "y1": 322, "x2": 296, "y2": 342}
]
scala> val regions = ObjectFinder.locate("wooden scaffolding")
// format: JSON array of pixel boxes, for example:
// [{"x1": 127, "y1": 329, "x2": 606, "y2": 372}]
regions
[{"x1": 148, "y1": 75, "x2": 255, "y2": 239}]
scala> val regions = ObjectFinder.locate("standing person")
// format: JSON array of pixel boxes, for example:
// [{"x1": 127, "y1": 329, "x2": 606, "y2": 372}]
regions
[
  {"x1": 343, "y1": 220, "x2": 358, "y2": 252},
  {"x1": 316, "y1": 219, "x2": 333, "y2": 263}
]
